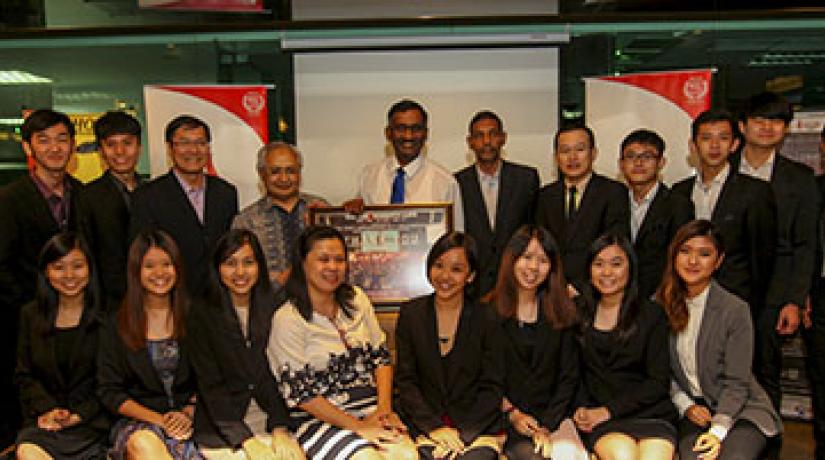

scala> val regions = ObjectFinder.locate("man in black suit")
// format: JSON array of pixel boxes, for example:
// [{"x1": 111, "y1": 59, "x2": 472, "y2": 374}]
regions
[
  {"x1": 535, "y1": 124, "x2": 629, "y2": 286},
  {"x1": 455, "y1": 111, "x2": 539, "y2": 297},
  {"x1": 78, "y1": 111, "x2": 144, "y2": 309},
  {"x1": 0, "y1": 109, "x2": 82, "y2": 445},
  {"x1": 130, "y1": 115, "x2": 238, "y2": 297},
  {"x1": 729, "y1": 92, "x2": 819, "y2": 411},
  {"x1": 672, "y1": 108, "x2": 777, "y2": 321},
  {"x1": 618, "y1": 129, "x2": 693, "y2": 300},
  {"x1": 807, "y1": 125, "x2": 825, "y2": 460}
]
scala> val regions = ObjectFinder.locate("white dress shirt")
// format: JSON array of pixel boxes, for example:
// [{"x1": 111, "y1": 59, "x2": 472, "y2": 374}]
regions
[
  {"x1": 629, "y1": 182, "x2": 660, "y2": 242},
  {"x1": 356, "y1": 154, "x2": 464, "y2": 230},
  {"x1": 738, "y1": 152, "x2": 775, "y2": 182},
  {"x1": 691, "y1": 164, "x2": 730, "y2": 220}
]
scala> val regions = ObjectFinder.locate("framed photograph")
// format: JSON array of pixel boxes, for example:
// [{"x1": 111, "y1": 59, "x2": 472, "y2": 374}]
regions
[{"x1": 309, "y1": 203, "x2": 453, "y2": 306}]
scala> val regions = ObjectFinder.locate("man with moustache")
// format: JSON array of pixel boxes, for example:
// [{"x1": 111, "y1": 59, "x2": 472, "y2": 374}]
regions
[
  {"x1": 78, "y1": 111, "x2": 144, "y2": 309},
  {"x1": 618, "y1": 129, "x2": 693, "y2": 300},
  {"x1": 233, "y1": 141, "x2": 328, "y2": 287},
  {"x1": 130, "y1": 115, "x2": 238, "y2": 297},
  {"x1": 535, "y1": 123, "x2": 629, "y2": 286},
  {"x1": 455, "y1": 110, "x2": 539, "y2": 297},
  {"x1": 344, "y1": 99, "x2": 464, "y2": 230},
  {"x1": 0, "y1": 109, "x2": 83, "y2": 445}
]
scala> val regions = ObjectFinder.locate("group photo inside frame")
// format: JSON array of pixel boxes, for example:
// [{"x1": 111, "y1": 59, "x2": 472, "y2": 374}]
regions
[{"x1": 309, "y1": 203, "x2": 454, "y2": 307}]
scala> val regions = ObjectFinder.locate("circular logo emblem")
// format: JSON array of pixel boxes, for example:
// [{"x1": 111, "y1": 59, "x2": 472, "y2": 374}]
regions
[
  {"x1": 242, "y1": 91, "x2": 265, "y2": 115},
  {"x1": 683, "y1": 76, "x2": 709, "y2": 102}
]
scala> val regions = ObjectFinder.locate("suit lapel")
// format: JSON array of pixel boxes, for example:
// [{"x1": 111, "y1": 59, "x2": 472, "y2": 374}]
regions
[
  {"x1": 711, "y1": 173, "x2": 735, "y2": 224},
  {"x1": 695, "y1": 283, "x2": 723, "y2": 384},
  {"x1": 567, "y1": 175, "x2": 600, "y2": 239},
  {"x1": 165, "y1": 172, "x2": 204, "y2": 229},
  {"x1": 22, "y1": 176, "x2": 60, "y2": 232},
  {"x1": 494, "y1": 162, "x2": 515, "y2": 234},
  {"x1": 466, "y1": 168, "x2": 494, "y2": 236},
  {"x1": 424, "y1": 297, "x2": 448, "y2": 397},
  {"x1": 634, "y1": 184, "x2": 664, "y2": 243}
]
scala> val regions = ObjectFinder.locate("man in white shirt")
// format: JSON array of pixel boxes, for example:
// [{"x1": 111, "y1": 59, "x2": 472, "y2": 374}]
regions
[{"x1": 344, "y1": 99, "x2": 464, "y2": 230}]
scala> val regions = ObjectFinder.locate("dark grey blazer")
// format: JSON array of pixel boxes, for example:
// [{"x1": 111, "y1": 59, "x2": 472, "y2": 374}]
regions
[{"x1": 669, "y1": 281, "x2": 782, "y2": 436}]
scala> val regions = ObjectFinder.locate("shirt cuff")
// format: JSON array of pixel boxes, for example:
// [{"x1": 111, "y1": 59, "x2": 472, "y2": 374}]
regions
[
  {"x1": 709, "y1": 423, "x2": 728, "y2": 442},
  {"x1": 671, "y1": 391, "x2": 695, "y2": 416}
]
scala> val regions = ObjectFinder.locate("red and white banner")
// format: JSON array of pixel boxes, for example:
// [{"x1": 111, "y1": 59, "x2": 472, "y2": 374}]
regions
[
  {"x1": 144, "y1": 84, "x2": 272, "y2": 207},
  {"x1": 138, "y1": 0, "x2": 264, "y2": 12},
  {"x1": 585, "y1": 69, "x2": 713, "y2": 185}
]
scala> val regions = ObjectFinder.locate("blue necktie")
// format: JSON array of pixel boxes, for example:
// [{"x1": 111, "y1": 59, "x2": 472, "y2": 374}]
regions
[{"x1": 390, "y1": 167, "x2": 405, "y2": 204}]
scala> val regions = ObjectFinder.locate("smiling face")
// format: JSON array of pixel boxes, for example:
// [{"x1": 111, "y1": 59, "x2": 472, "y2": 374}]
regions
[
  {"x1": 140, "y1": 246, "x2": 177, "y2": 298},
  {"x1": 303, "y1": 238, "x2": 347, "y2": 297},
  {"x1": 691, "y1": 120, "x2": 739, "y2": 170},
  {"x1": 428, "y1": 247, "x2": 475, "y2": 304},
  {"x1": 100, "y1": 133, "x2": 141, "y2": 176},
  {"x1": 46, "y1": 248, "x2": 89, "y2": 300},
  {"x1": 513, "y1": 237, "x2": 551, "y2": 294},
  {"x1": 740, "y1": 117, "x2": 787, "y2": 151},
  {"x1": 260, "y1": 145, "x2": 301, "y2": 203},
  {"x1": 467, "y1": 117, "x2": 506, "y2": 165},
  {"x1": 675, "y1": 235, "x2": 723, "y2": 294},
  {"x1": 385, "y1": 108, "x2": 428, "y2": 166},
  {"x1": 219, "y1": 243, "x2": 259, "y2": 304},
  {"x1": 23, "y1": 123, "x2": 74, "y2": 175},
  {"x1": 589, "y1": 244, "x2": 630, "y2": 299},
  {"x1": 555, "y1": 128, "x2": 595, "y2": 184},
  {"x1": 168, "y1": 125, "x2": 209, "y2": 175}
]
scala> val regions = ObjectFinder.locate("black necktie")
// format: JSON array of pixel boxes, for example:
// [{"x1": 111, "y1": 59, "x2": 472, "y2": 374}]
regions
[{"x1": 567, "y1": 186, "x2": 578, "y2": 221}]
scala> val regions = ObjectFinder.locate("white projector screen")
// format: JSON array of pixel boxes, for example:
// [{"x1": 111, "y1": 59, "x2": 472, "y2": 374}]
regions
[{"x1": 295, "y1": 48, "x2": 559, "y2": 205}]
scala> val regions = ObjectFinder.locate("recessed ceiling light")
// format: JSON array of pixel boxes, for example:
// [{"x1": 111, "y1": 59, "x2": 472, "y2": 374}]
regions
[{"x1": 0, "y1": 70, "x2": 51, "y2": 85}]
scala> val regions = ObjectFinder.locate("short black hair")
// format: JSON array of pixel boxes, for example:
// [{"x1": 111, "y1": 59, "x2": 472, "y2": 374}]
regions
[
  {"x1": 468, "y1": 110, "x2": 503, "y2": 133},
  {"x1": 21, "y1": 109, "x2": 74, "y2": 142},
  {"x1": 691, "y1": 109, "x2": 738, "y2": 140},
  {"x1": 164, "y1": 115, "x2": 211, "y2": 143},
  {"x1": 387, "y1": 99, "x2": 428, "y2": 125},
  {"x1": 742, "y1": 91, "x2": 793, "y2": 124},
  {"x1": 94, "y1": 111, "x2": 141, "y2": 143},
  {"x1": 554, "y1": 123, "x2": 595, "y2": 151},
  {"x1": 426, "y1": 231, "x2": 478, "y2": 279},
  {"x1": 620, "y1": 129, "x2": 665, "y2": 157}
]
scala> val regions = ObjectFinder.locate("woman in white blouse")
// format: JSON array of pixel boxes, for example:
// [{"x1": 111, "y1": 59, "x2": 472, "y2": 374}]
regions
[
  {"x1": 656, "y1": 220, "x2": 781, "y2": 460},
  {"x1": 267, "y1": 225, "x2": 417, "y2": 460}
]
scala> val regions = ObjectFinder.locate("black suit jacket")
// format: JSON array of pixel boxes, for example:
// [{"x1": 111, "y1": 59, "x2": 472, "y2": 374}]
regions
[
  {"x1": 188, "y1": 296, "x2": 292, "y2": 448},
  {"x1": 730, "y1": 152, "x2": 818, "y2": 309},
  {"x1": 632, "y1": 184, "x2": 694, "y2": 300},
  {"x1": 77, "y1": 171, "x2": 138, "y2": 309},
  {"x1": 97, "y1": 315, "x2": 197, "y2": 416},
  {"x1": 535, "y1": 173, "x2": 630, "y2": 284},
  {"x1": 456, "y1": 161, "x2": 539, "y2": 297},
  {"x1": 394, "y1": 295, "x2": 503, "y2": 442},
  {"x1": 498, "y1": 311, "x2": 577, "y2": 432},
  {"x1": 813, "y1": 175, "x2": 825, "y2": 286},
  {"x1": 672, "y1": 171, "x2": 777, "y2": 311},
  {"x1": 130, "y1": 172, "x2": 238, "y2": 296},
  {"x1": 15, "y1": 301, "x2": 109, "y2": 433}
]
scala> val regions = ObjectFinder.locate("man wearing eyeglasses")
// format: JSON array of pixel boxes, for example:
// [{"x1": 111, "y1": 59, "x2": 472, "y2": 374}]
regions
[
  {"x1": 618, "y1": 129, "x2": 693, "y2": 300},
  {"x1": 343, "y1": 99, "x2": 464, "y2": 230},
  {"x1": 130, "y1": 114, "x2": 238, "y2": 296}
]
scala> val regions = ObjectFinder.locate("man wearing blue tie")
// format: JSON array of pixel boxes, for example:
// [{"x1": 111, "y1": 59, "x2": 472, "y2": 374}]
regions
[{"x1": 344, "y1": 99, "x2": 464, "y2": 230}]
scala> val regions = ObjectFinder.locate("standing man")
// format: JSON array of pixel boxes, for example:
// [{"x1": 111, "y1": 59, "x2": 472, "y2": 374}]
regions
[
  {"x1": 78, "y1": 111, "x2": 143, "y2": 309},
  {"x1": 730, "y1": 92, "x2": 819, "y2": 411},
  {"x1": 344, "y1": 99, "x2": 464, "y2": 230},
  {"x1": 535, "y1": 123, "x2": 629, "y2": 285},
  {"x1": 618, "y1": 129, "x2": 693, "y2": 300},
  {"x1": 672, "y1": 108, "x2": 777, "y2": 319},
  {"x1": 130, "y1": 115, "x2": 238, "y2": 297},
  {"x1": 232, "y1": 141, "x2": 328, "y2": 288},
  {"x1": 455, "y1": 110, "x2": 539, "y2": 297},
  {"x1": 0, "y1": 109, "x2": 83, "y2": 445}
]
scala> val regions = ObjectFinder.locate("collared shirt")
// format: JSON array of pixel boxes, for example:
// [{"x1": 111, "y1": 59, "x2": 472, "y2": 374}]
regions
[
  {"x1": 30, "y1": 170, "x2": 71, "y2": 230},
  {"x1": 232, "y1": 193, "x2": 328, "y2": 283},
  {"x1": 106, "y1": 170, "x2": 143, "y2": 210},
  {"x1": 475, "y1": 162, "x2": 501, "y2": 229},
  {"x1": 356, "y1": 154, "x2": 464, "y2": 230},
  {"x1": 629, "y1": 182, "x2": 660, "y2": 242},
  {"x1": 173, "y1": 169, "x2": 206, "y2": 224},
  {"x1": 739, "y1": 151, "x2": 775, "y2": 182},
  {"x1": 564, "y1": 172, "x2": 592, "y2": 216},
  {"x1": 691, "y1": 164, "x2": 730, "y2": 220}
]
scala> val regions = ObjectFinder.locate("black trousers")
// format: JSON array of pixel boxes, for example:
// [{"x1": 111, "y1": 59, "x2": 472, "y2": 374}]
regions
[
  {"x1": 753, "y1": 307, "x2": 782, "y2": 413},
  {"x1": 806, "y1": 277, "x2": 825, "y2": 460},
  {"x1": 677, "y1": 417, "x2": 768, "y2": 460}
]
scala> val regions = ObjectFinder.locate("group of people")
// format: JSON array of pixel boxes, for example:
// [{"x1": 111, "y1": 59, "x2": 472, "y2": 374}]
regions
[{"x1": 0, "y1": 90, "x2": 821, "y2": 460}]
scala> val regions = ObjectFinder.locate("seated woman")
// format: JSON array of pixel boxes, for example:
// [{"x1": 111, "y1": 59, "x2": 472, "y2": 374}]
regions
[
  {"x1": 97, "y1": 230, "x2": 200, "y2": 460},
  {"x1": 15, "y1": 233, "x2": 109, "y2": 460},
  {"x1": 484, "y1": 225, "x2": 587, "y2": 460},
  {"x1": 395, "y1": 231, "x2": 503, "y2": 460},
  {"x1": 267, "y1": 225, "x2": 416, "y2": 460},
  {"x1": 656, "y1": 220, "x2": 782, "y2": 460},
  {"x1": 573, "y1": 233, "x2": 677, "y2": 460},
  {"x1": 189, "y1": 229, "x2": 305, "y2": 460}
]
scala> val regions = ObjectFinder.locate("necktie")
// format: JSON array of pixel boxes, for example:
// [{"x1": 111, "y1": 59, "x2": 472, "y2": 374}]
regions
[
  {"x1": 567, "y1": 186, "x2": 578, "y2": 221},
  {"x1": 390, "y1": 167, "x2": 405, "y2": 204}
]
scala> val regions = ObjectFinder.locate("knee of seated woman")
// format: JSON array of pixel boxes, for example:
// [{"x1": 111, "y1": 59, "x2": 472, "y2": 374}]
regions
[
  {"x1": 16, "y1": 443, "x2": 52, "y2": 460},
  {"x1": 381, "y1": 441, "x2": 419, "y2": 460},
  {"x1": 126, "y1": 429, "x2": 169, "y2": 458},
  {"x1": 594, "y1": 433, "x2": 639, "y2": 460},
  {"x1": 350, "y1": 447, "x2": 387, "y2": 460}
]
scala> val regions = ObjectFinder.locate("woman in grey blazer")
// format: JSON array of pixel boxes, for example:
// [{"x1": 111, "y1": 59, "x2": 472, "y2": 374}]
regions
[{"x1": 657, "y1": 220, "x2": 781, "y2": 460}]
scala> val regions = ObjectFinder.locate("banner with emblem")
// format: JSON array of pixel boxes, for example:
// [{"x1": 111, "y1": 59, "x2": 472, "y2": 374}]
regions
[
  {"x1": 144, "y1": 84, "x2": 272, "y2": 207},
  {"x1": 585, "y1": 69, "x2": 713, "y2": 184}
]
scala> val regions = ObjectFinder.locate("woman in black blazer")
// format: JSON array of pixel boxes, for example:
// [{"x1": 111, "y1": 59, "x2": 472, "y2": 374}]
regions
[
  {"x1": 484, "y1": 225, "x2": 586, "y2": 460},
  {"x1": 97, "y1": 230, "x2": 200, "y2": 459},
  {"x1": 573, "y1": 233, "x2": 677, "y2": 460},
  {"x1": 15, "y1": 233, "x2": 108, "y2": 460},
  {"x1": 189, "y1": 229, "x2": 304, "y2": 459},
  {"x1": 395, "y1": 231, "x2": 503, "y2": 460},
  {"x1": 657, "y1": 220, "x2": 781, "y2": 460}
]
